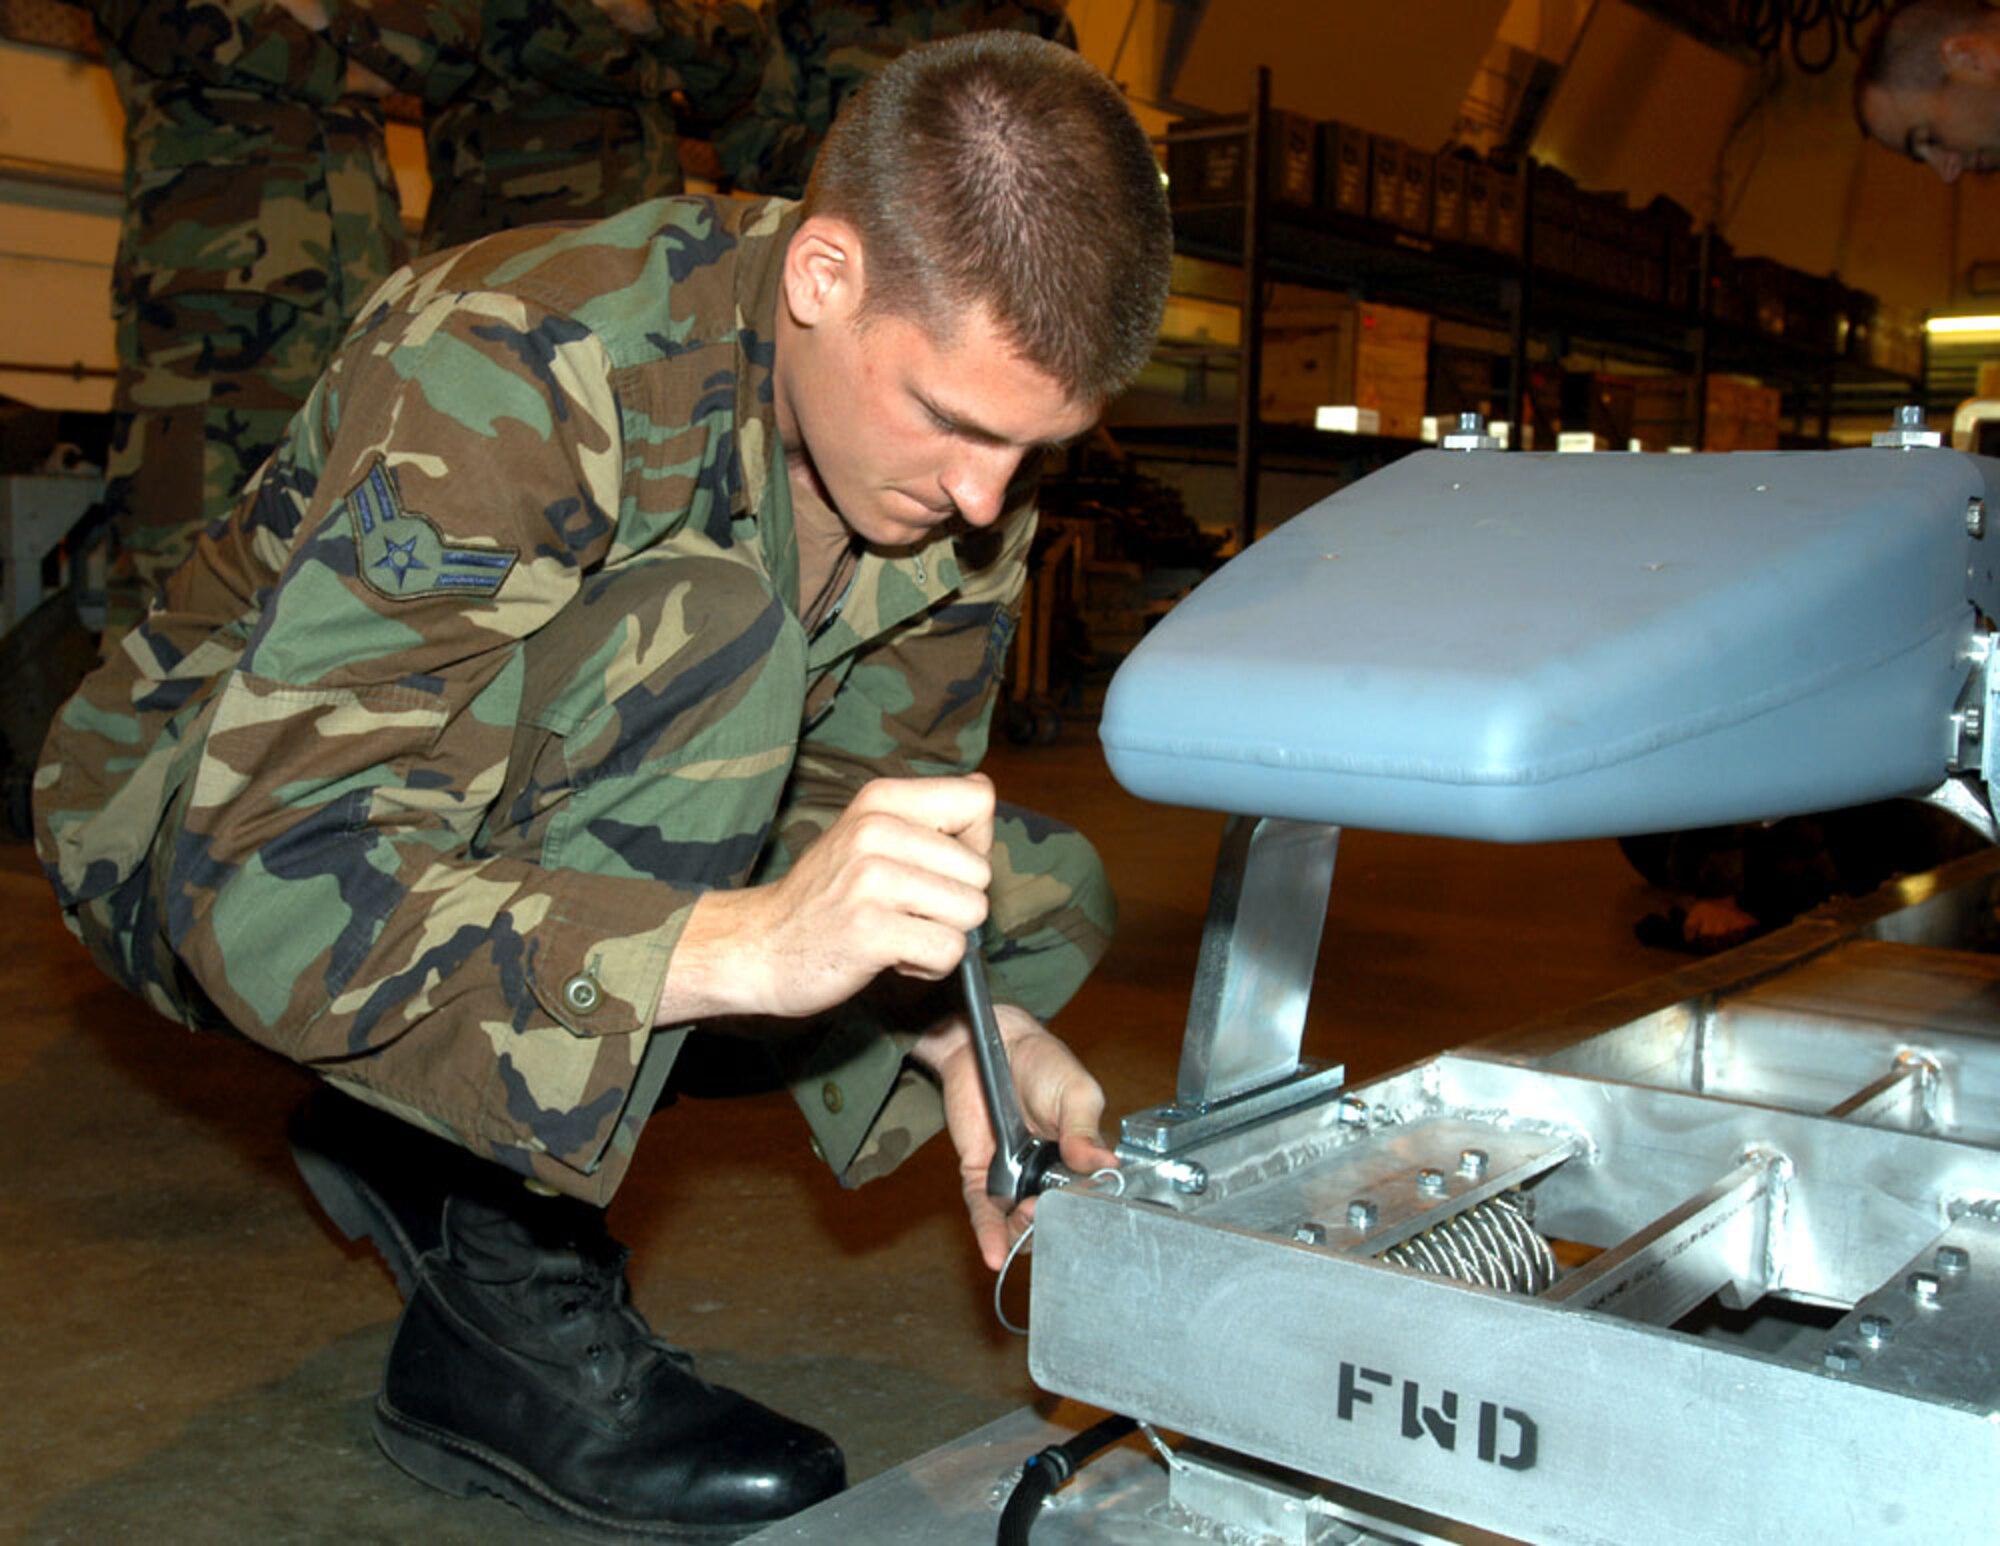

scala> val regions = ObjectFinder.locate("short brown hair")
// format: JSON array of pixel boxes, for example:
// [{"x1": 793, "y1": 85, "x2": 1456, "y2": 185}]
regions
[
  {"x1": 802, "y1": 31, "x2": 1171, "y2": 406},
  {"x1": 1856, "y1": 0, "x2": 1998, "y2": 124}
]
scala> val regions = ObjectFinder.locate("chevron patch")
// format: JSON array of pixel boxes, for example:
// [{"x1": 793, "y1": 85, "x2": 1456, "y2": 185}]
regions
[{"x1": 345, "y1": 458, "x2": 519, "y2": 602}]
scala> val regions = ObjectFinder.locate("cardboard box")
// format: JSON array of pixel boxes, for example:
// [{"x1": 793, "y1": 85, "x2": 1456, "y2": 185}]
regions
[
  {"x1": 1489, "y1": 164, "x2": 1525, "y2": 255},
  {"x1": 1166, "y1": 110, "x2": 1319, "y2": 211},
  {"x1": 1261, "y1": 331, "x2": 1360, "y2": 426},
  {"x1": 1704, "y1": 375, "x2": 1782, "y2": 451},
  {"x1": 1319, "y1": 120, "x2": 1371, "y2": 218},
  {"x1": 1258, "y1": 293, "x2": 1432, "y2": 440},
  {"x1": 1461, "y1": 162, "x2": 1493, "y2": 248},
  {"x1": 1370, "y1": 137, "x2": 1404, "y2": 226},
  {"x1": 1397, "y1": 147, "x2": 1435, "y2": 235},
  {"x1": 1431, "y1": 155, "x2": 1466, "y2": 243},
  {"x1": 1356, "y1": 300, "x2": 1431, "y2": 438}
]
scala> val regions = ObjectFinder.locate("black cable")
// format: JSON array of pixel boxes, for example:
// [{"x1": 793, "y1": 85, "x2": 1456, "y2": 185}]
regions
[{"x1": 995, "y1": 1412, "x2": 1140, "y2": 1544}]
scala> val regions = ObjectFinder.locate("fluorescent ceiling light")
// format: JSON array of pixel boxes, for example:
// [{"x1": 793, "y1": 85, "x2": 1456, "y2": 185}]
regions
[{"x1": 1927, "y1": 315, "x2": 2000, "y2": 335}]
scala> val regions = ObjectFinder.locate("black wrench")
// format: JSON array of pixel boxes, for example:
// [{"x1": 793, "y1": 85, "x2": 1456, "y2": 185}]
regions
[{"x1": 960, "y1": 925, "x2": 1075, "y2": 1205}]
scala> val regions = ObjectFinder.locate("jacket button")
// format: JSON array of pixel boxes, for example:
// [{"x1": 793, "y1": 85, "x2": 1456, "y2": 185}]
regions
[
  {"x1": 563, "y1": 974, "x2": 602, "y2": 1014},
  {"x1": 821, "y1": 1080, "x2": 844, "y2": 1114}
]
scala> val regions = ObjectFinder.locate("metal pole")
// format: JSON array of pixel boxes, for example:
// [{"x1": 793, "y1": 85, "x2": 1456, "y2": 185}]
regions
[{"x1": 1234, "y1": 66, "x2": 1269, "y2": 549}]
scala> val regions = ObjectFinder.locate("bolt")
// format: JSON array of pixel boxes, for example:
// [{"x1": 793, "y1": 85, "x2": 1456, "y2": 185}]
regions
[
  {"x1": 1968, "y1": 707, "x2": 1986, "y2": 742},
  {"x1": 1417, "y1": 1167, "x2": 1448, "y2": 1198},
  {"x1": 1162, "y1": 1160, "x2": 1208, "y2": 1196},
  {"x1": 1857, "y1": 1313, "x2": 1893, "y2": 1347},
  {"x1": 1897, "y1": 403, "x2": 1926, "y2": 430},
  {"x1": 1337, "y1": 1096, "x2": 1369, "y2": 1128},
  {"x1": 1908, "y1": 1270, "x2": 1942, "y2": 1305},
  {"x1": 1458, "y1": 1148, "x2": 1490, "y2": 1180},
  {"x1": 1936, "y1": 1244, "x2": 1972, "y2": 1276},
  {"x1": 1457, "y1": 411, "x2": 1483, "y2": 434},
  {"x1": 1824, "y1": 1343, "x2": 1862, "y2": 1373},
  {"x1": 1347, "y1": 1198, "x2": 1379, "y2": 1231},
  {"x1": 1971, "y1": 498, "x2": 1989, "y2": 540},
  {"x1": 1293, "y1": 1221, "x2": 1328, "y2": 1246}
]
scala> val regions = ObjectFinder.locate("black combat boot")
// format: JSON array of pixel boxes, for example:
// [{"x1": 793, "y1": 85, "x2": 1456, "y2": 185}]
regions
[
  {"x1": 288, "y1": 1084, "x2": 508, "y2": 1296},
  {"x1": 374, "y1": 1195, "x2": 846, "y2": 1541}
]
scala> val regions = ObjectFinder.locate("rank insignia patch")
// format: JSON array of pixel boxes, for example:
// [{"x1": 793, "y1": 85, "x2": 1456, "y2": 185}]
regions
[{"x1": 345, "y1": 458, "x2": 519, "y2": 601}]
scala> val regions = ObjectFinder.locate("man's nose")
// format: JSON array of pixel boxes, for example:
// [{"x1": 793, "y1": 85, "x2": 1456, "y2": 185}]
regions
[{"x1": 942, "y1": 447, "x2": 1022, "y2": 528}]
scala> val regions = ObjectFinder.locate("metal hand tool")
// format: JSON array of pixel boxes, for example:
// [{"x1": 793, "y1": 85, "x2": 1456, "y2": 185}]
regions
[{"x1": 960, "y1": 924, "x2": 1076, "y2": 1204}]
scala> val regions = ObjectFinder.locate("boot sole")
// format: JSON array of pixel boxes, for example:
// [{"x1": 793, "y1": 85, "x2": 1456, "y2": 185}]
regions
[
  {"x1": 289, "y1": 1138, "x2": 421, "y2": 1297},
  {"x1": 373, "y1": 1398, "x2": 755, "y2": 1542}
]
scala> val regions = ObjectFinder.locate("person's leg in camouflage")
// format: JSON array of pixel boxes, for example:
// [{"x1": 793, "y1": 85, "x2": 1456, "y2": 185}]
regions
[{"x1": 290, "y1": 550, "x2": 845, "y2": 1538}]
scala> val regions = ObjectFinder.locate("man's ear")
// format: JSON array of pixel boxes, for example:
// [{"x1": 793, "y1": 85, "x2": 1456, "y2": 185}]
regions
[
  {"x1": 781, "y1": 216, "x2": 865, "y2": 329},
  {"x1": 1943, "y1": 30, "x2": 2000, "y2": 84}
]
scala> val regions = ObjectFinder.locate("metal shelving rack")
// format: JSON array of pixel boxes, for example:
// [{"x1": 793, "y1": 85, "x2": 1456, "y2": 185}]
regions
[{"x1": 1160, "y1": 66, "x2": 1922, "y2": 545}]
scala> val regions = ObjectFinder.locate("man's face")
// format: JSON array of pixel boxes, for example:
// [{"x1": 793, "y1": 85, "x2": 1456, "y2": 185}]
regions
[
  {"x1": 774, "y1": 222, "x2": 1099, "y2": 548},
  {"x1": 1862, "y1": 30, "x2": 2000, "y2": 182}
]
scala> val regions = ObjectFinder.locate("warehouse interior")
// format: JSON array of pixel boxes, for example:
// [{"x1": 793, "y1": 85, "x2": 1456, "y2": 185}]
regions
[{"x1": 5, "y1": 0, "x2": 2000, "y2": 1541}]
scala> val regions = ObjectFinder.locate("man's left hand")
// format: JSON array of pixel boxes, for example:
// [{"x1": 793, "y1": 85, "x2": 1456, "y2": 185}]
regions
[{"x1": 913, "y1": 1004, "x2": 1115, "y2": 1271}]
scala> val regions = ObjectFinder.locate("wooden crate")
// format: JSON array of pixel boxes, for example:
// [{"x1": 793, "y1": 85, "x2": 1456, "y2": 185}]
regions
[
  {"x1": 1356, "y1": 301, "x2": 1431, "y2": 439},
  {"x1": 1704, "y1": 375, "x2": 1781, "y2": 451}
]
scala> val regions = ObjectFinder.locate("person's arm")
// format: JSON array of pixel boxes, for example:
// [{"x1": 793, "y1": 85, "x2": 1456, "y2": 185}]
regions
[
  {"x1": 708, "y1": 5, "x2": 820, "y2": 196},
  {"x1": 91, "y1": 0, "x2": 346, "y2": 101},
  {"x1": 479, "y1": 0, "x2": 657, "y2": 103},
  {"x1": 653, "y1": 1, "x2": 766, "y2": 134},
  {"x1": 160, "y1": 278, "x2": 713, "y2": 1193},
  {"x1": 748, "y1": 483, "x2": 1110, "y2": 1200},
  {"x1": 323, "y1": 0, "x2": 483, "y2": 105}
]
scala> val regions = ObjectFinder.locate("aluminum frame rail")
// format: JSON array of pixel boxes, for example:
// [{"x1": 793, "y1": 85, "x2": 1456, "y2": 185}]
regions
[{"x1": 1025, "y1": 851, "x2": 2000, "y2": 1545}]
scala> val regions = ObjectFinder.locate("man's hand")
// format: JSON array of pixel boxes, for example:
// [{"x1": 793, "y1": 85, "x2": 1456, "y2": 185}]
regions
[
  {"x1": 661, "y1": 775, "x2": 996, "y2": 1024},
  {"x1": 914, "y1": 1004, "x2": 1115, "y2": 1270}
]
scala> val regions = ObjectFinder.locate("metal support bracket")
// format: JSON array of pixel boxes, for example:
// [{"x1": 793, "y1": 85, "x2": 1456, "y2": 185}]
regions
[{"x1": 1121, "y1": 815, "x2": 1342, "y2": 1157}]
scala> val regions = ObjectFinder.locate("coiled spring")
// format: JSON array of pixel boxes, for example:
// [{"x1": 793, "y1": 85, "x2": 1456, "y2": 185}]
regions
[{"x1": 1381, "y1": 1192, "x2": 1558, "y2": 1295}]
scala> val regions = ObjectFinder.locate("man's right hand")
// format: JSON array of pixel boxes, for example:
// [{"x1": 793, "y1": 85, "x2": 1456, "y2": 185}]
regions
[{"x1": 658, "y1": 775, "x2": 996, "y2": 1024}]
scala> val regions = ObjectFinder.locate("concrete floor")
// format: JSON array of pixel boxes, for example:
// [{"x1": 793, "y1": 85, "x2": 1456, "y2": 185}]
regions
[{"x1": 1, "y1": 727, "x2": 1676, "y2": 1543}]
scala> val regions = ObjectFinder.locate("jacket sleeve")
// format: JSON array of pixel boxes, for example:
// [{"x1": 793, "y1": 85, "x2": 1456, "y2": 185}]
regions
[
  {"x1": 761, "y1": 494, "x2": 1039, "y2": 1183},
  {"x1": 162, "y1": 281, "x2": 702, "y2": 1191},
  {"x1": 653, "y1": 1, "x2": 765, "y2": 132},
  {"x1": 325, "y1": 0, "x2": 483, "y2": 104},
  {"x1": 92, "y1": 0, "x2": 346, "y2": 101}
]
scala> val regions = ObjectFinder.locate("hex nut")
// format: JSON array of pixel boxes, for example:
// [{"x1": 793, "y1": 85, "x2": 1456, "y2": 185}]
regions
[
  {"x1": 1971, "y1": 498, "x2": 1989, "y2": 540},
  {"x1": 1417, "y1": 1168, "x2": 1448, "y2": 1197},
  {"x1": 1458, "y1": 1148, "x2": 1490, "y2": 1180},
  {"x1": 1824, "y1": 1344, "x2": 1862, "y2": 1373},
  {"x1": 1936, "y1": 1245, "x2": 1972, "y2": 1275},
  {"x1": 1347, "y1": 1198, "x2": 1379, "y2": 1231},
  {"x1": 1908, "y1": 1270, "x2": 1942, "y2": 1305},
  {"x1": 1293, "y1": 1222, "x2": 1328, "y2": 1246},
  {"x1": 1857, "y1": 1314, "x2": 1893, "y2": 1347}
]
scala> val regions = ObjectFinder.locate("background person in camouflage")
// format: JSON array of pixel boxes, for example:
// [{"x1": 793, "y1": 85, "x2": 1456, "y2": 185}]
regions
[
  {"x1": 335, "y1": 0, "x2": 764, "y2": 254},
  {"x1": 36, "y1": 31, "x2": 1170, "y2": 1540},
  {"x1": 92, "y1": 0, "x2": 409, "y2": 645},
  {"x1": 714, "y1": 0, "x2": 1074, "y2": 198}
]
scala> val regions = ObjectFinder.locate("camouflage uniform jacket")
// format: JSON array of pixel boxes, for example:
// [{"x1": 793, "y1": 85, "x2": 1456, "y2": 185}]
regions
[
  {"x1": 36, "y1": 196, "x2": 1036, "y2": 1205},
  {"x1": 94, "y1": 0, "x2": 407, "y2": 317},
  {"x1": 716, "y1": 0, "x2": 1074, "y2": 199},
  {"x1": 332, "y1": 0, "x2": 763, "y2": 253}
]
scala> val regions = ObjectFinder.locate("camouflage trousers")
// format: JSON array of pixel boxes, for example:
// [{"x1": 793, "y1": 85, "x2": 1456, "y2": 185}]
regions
[
  {"x1": 107, "y1": 544, "x2": 1111, "y2": 1202},
  {"x1": 101, "y1": 291, "x2": 350, "y2": 644}
]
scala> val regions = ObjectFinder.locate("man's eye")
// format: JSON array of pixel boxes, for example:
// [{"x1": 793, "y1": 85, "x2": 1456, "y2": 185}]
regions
[{"x1": 926, "y1": 406, "x2": 959, "y2": 434}]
